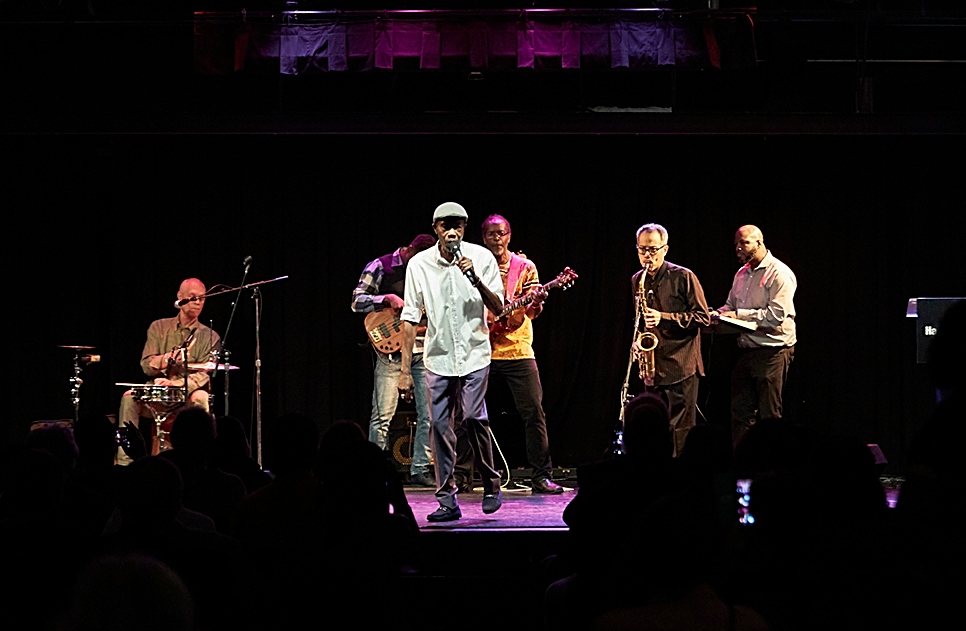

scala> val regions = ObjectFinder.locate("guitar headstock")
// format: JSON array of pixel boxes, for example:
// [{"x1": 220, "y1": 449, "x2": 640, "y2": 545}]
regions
[{"x1": 554, "y1": 267, "x2": 578, "y2": 290}]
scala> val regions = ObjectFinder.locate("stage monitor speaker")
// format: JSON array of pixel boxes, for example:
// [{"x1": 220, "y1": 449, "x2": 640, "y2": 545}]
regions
[{"x1": 386, "y1": 411, "x2": 416, "y2": 472}]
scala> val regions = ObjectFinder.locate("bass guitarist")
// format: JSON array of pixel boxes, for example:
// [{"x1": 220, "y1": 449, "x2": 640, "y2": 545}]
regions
[{"x1": 351, "y1": 233, "x2": 437, "y2": 486}]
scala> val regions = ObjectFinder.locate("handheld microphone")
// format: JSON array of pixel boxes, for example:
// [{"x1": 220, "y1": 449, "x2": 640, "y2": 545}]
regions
[
  {"x1": 447, "y1": 241, "x2": 479, "y2": 285},
  {"x1": 243, "y1": 255, "x2": 253, "y2": 268}
]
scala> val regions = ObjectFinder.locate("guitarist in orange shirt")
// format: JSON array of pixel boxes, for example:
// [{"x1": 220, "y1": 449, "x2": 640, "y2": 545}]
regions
[
  {"x1": 351, "y1": 233, "x2": 437, "y2": 486},
  {"x1": 456, "y1": 215, "x2": 565, "y2": 494}
]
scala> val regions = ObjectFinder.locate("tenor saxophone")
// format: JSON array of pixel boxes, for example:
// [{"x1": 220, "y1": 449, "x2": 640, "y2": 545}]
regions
[{"x1": 635, "y1": 269, "x2": 658, "y2": 387}]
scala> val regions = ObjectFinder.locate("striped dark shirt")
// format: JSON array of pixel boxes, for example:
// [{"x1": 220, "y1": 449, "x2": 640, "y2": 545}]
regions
[{"x1": 632, "y1": 261, "x2": 711, "y2": 386}]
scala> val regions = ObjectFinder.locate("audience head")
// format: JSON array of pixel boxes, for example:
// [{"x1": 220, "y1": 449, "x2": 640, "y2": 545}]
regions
[
  {"x1": 60, "y1": 554, "x2": 195, "y2": 631},
  {"x1": 266, "y1": 413, "x2": 321, "y2": 476},
  {"x1": 168, "y1": 406, "x2": 216, "y2": 466},
  {"x1": 213, "y1": 416, "x2": 251, "y2": 461},
  {"x1": 622, "y1": 393, "x2": 672, "y2": 459},
  {"x1": 24, "y1": 422, "x2": 79, "y2": 473},
  {"x1": 679, "y1": 423, "x2": 733, "y2": 477},
  {"x1": 72, "y1": 414, "x2": 119, "y2": 467},
  {"x1": 116, "y1": 456, "x2": 184, "y2": 523},
  {"x1": 316, "y1": 419, "x2": 367, "y2": 485},
  {"x1": 321, "y1": 439, "x2": 390, "y2": 523},
  {"x1": 0, "y1": 448, "x2": 65, "y2": 514}
]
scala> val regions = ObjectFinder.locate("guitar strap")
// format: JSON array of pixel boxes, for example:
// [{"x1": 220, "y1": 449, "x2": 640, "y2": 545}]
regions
[{"x1": 504, "y1": 253, "x2": 529, "y2": 303}]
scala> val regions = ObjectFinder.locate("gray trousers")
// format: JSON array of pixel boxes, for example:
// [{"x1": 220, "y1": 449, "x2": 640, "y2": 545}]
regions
[{"x1": 426, "y1": 366, "x2": 501, "y2": 508}]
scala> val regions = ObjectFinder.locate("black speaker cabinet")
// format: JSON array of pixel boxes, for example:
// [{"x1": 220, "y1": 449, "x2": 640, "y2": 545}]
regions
[{"x1": 386, "y1": 410, "x2": 417, "y2": 472}]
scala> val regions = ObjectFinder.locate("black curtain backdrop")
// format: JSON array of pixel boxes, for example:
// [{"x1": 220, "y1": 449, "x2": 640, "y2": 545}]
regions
[{"x1": 7, "y1": 134, "x2": 963, "y2": 471}]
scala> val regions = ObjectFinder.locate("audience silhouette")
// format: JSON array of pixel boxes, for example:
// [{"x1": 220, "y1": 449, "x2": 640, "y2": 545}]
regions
[{"x1": 5, "y1": 307, "x2": 962, "y2": 631}]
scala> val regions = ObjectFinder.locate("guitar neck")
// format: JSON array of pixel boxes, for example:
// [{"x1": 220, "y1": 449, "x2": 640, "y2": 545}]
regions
[{"x1": 498, "y1": 279, "x2": 560, "y2": 318}]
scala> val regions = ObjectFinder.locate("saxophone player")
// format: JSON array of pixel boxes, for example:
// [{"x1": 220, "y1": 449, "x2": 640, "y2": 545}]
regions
[{"x1": 631, "y1": 223, "x2": 712, "y2": 456}]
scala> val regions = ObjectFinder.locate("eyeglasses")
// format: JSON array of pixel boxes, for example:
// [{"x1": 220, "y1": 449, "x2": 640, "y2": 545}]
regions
[
  {"x1": 484, "y1": 230, "x2": 509, "y2": 239},
  {"x1": 636, "y1": 245, "x2": 667, "y2": 255}
]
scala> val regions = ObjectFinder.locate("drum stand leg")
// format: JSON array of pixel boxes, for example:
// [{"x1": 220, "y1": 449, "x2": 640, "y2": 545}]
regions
[{"x1": 147, "y1": 405, "x2": 182, "y2": 456}]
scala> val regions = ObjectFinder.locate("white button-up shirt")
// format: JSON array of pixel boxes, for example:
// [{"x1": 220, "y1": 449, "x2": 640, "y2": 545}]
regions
[
  {"x1": 720, "y1": 251, "x2": 797, "y2": 348},
  {"x1": 401, "y1": 241, "x2": 504, "y2": 377}
]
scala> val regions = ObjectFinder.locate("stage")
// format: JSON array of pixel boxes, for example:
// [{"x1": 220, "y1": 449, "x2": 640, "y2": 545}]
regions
[
  {"x1": 396, "y1": 481, "x2": 575, "y2": 631},
  {"x1": 405, "y1": 480, "x2": 574, "y2": 531}
]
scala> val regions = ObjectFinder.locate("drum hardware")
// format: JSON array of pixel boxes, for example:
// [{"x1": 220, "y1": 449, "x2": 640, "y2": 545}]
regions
[
  {"x1": 116, "y1": 382, "x2": 188, "y2": 454},
  {"x1": 59, "y1": 345, "x2": 100, "y2": 424},
  {"x1": 187, "y1": 362, "x2": 241, "y2": 372}
]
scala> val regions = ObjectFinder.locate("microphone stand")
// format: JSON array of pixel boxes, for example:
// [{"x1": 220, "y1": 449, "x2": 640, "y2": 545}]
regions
[
  {"x1": 252, "y1": 287, "x2": 263, "y2": 467},
  {"x1": 180, "y1": 274, "x2": 287, "y2": 465},
  {"x1": 219, "y1": 260, "x2": 253, "y2": 417},
  {"x1": 182, "y1": 342, "x2": 190, "y2": 409},
  {"x1": 615, "y1": 265, "x2": 648, "y2": 456}
]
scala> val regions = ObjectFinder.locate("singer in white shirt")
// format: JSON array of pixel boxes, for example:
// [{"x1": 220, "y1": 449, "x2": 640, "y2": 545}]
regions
[{"x1": 397, "y1": 202, "x2": 504, "y2": 522}]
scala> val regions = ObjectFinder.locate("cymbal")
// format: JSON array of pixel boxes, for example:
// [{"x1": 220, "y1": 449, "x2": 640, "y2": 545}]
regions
[
  {"x1": 59, "y1": 345, "x2": 96, "y2": 350},
  {"x1": 187, "y1": 362, "x2": 241, "y2": 372},
  {"x1": 115, "y1": 382, "x2": 184, "y2": 389}
]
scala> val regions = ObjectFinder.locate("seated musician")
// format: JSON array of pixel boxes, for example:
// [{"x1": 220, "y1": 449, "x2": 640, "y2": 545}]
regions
[{"x1": 118, "y1": 278, "x2": 221, "y2": 461}]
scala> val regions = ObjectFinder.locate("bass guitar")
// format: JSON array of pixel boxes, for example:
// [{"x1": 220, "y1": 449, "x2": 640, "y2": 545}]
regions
[{"x1": 364, "y1": 310, "x2": 405, "y2": 354}]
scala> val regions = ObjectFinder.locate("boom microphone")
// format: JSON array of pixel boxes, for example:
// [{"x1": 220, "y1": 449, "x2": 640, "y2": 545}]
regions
[{"x1": 174, "y1": 296, "x2": 201, "y2": 308}]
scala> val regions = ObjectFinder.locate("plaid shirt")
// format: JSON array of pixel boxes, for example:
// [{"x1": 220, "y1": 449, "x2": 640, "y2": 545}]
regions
[{"x1": 352, "y1": 249, "x2": 425, "y2": 353}]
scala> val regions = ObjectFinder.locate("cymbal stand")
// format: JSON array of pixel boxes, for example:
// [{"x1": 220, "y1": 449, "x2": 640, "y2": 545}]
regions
[
  {"x1": 69, "y1": 352, "x2": 84, "y2": 424},
  {"x1": 66, "y1": 350, "x2": 100, "y2": 424}
]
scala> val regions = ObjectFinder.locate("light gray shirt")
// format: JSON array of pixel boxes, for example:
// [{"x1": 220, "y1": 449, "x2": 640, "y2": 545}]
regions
[
  {"x1": 401, "y1": 240, "x2": 503, "y2": 377},
  {"x1": 720, "y1": 251, "x2": 797, "y2": 348}
]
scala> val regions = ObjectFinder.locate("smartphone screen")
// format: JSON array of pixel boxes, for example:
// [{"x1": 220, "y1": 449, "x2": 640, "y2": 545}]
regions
[{"x1": 737, "y1": 478, "x2": 755, "y2": 525}]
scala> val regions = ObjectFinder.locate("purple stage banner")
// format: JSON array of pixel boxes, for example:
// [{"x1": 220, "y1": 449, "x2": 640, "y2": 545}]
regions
[{"x1": 194, "y1": 10, "x2": 757, "y2": 75}]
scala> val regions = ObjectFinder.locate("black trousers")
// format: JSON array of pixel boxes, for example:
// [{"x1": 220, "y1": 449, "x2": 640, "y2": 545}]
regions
[
  {"x1": 456, "y1": 358, "x2": 554, "y2": 483},
  {"x1": 730, "y1": 345, "x2": 795, "y2": 446},
  {"x1": 654, "y1": 372, "x2": 699, "y2": 457}
]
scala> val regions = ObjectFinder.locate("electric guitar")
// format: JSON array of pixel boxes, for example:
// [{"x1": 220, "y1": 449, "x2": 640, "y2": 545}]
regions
[{"x1": 489, "y1": 267, "x2": 578, "y2": 336}]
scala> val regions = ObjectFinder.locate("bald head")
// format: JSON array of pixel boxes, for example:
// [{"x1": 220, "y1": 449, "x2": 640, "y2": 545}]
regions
[
  {"x1": 176, "y1": 278, "x2": 207, "y2": 324},
  {"x1": 736, "y1": 225, "x2": 763, "y2": 243},
  {"x1": 178, "y1": 278, "x2": 206, "y2": 298},
  {"x1": 734, "y1": 225, "x2": 766, "y2": 266}
]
